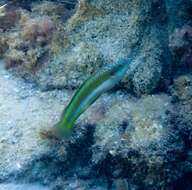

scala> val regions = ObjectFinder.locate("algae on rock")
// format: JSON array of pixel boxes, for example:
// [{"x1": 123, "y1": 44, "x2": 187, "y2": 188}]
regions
[{"x1": 1, "y1": 0, "x2": 170, "y2": 96}]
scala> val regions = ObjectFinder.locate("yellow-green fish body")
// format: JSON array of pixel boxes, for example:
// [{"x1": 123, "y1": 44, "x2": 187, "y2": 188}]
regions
[{"x1": 55, "y1": 52, "x2": 136, "y2": 138}]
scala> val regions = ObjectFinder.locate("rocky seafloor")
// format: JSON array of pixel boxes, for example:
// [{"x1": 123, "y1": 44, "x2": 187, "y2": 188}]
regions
[{"x1": 0, "y1": 0, "x2": 192, "y2": 189}]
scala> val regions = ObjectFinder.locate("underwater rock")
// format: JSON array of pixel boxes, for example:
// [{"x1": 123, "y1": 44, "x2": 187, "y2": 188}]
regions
[
  {"x1": 169, "y1": 25, "x2": 192, "y2": 75},
  {"x1": 1, "y1": 0, "x2": 192, "y2": 94},
  {"x1": 50, "y1": 0, "x2": 168, "y2": 95},
  {"x1": 0, "y1": 183, "x2": 48, "y2": 190},
  {"x1": 171, "y1": 74, "x2": 192, "y2": 102},
  {"x1": 170, "y1": 75, "x2": 192, "y2": 142},
  {"x1": 0, "y1": 34, "x2": 8, "y2": 58},
  {"x1": 0, "y1": 62, "x2": 70, "y2": 183},
  {"x1": 0, "y1": 7, "x2": 20, "y2": 31},
  {"x1": 165, "y1": 0, "x2": 192, "y2": 33},
  {"x1": 131, "y1": 34, "x2": 164, "y2": 95},
  {"x1": 0, "y1": 59, "x2": 191, "y2": 189},
  {"x1": 3, "y1": 10, "x2": 55, "y2": 75},
  {"x1": 92, "y1": 94, "x2": 185, "y2": 189},
  {"x1": 37, "y1": 42, "x2": 104, "y2": 90},
  {"x1": 168, "y1": 74, "x2": 192, "y2": 189},
  {"x1": 0, "y1": 61, "x2": 107, "y2": 189},
  {"x1": 50, "y1": 177, "x2": 109, "y2": 190},
  {"x1": 0, "y1": 0, "x2": 192, "y2": 189},
  {"x1": 1, "y1": 2, "x2": 71, "y2": 80},
  {"x1": 166, "y1": 0, "x2": 192, "y2": 77},
  {"x1": 1, "y1": 0, "x2": 169, "y2": 95},
  {"x1": 21, "y1": 16, "x2": 55, "y2": 45},
  {"x1": 31, "y1": 1, "x2": 74, "y2": 22},
  {"x1": 5, "y1": 49, "x2": 25, "y2": 69}
]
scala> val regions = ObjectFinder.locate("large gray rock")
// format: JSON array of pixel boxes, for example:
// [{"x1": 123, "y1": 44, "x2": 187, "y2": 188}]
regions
[
  {"x1": 0, "y1": 62, "x2": 68, "y2": 183},
  {"x1": 2, "y1": 0, "x2": 170, "y2": 96},
  {"x1": 1, "y1": 0, "x2": 192, "y2": 95},
  {"x1": 37, "y1": 0, "x2": 169, "y2": 95}
]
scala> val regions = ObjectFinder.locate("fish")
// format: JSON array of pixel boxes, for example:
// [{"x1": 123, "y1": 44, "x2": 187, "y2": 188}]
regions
[{"x1": 53, "y1": 50, "x2": 137, "y2": 139}]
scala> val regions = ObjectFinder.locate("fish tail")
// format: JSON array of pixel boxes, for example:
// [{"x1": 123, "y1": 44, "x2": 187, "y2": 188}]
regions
[{"x1": 55, "y1": 121, "x2": 73, "y2": 139}]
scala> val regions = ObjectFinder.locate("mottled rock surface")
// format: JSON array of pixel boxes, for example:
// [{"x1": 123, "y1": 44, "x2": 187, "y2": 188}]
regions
[
  {"x1": 0, "y1": 62, "x2": 67, "y2": 182},
  {"x1": 37, "y1": 0, "x2": 169, "y2": 95},
  {"x1": 91, "y1": 94, "x2": 186, "y2": 189},
  {"x1": 1, "y1": 0, "x2": 170, "y2": 95}
]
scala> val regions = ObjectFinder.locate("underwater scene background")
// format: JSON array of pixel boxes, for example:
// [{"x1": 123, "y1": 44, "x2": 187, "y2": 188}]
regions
[{"x1": 0, "y1": 0, "x2": 192, "y2": 189}]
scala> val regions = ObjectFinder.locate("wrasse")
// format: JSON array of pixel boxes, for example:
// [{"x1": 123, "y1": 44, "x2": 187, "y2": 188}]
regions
[{"x1": 53, "y1": 50, "x2": 137, "y2": 139}]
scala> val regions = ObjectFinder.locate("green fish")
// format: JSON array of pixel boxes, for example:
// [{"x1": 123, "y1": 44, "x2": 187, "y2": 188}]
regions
[{"x1": 54, "y1": 50, "x2": 137, "y2": 139}]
